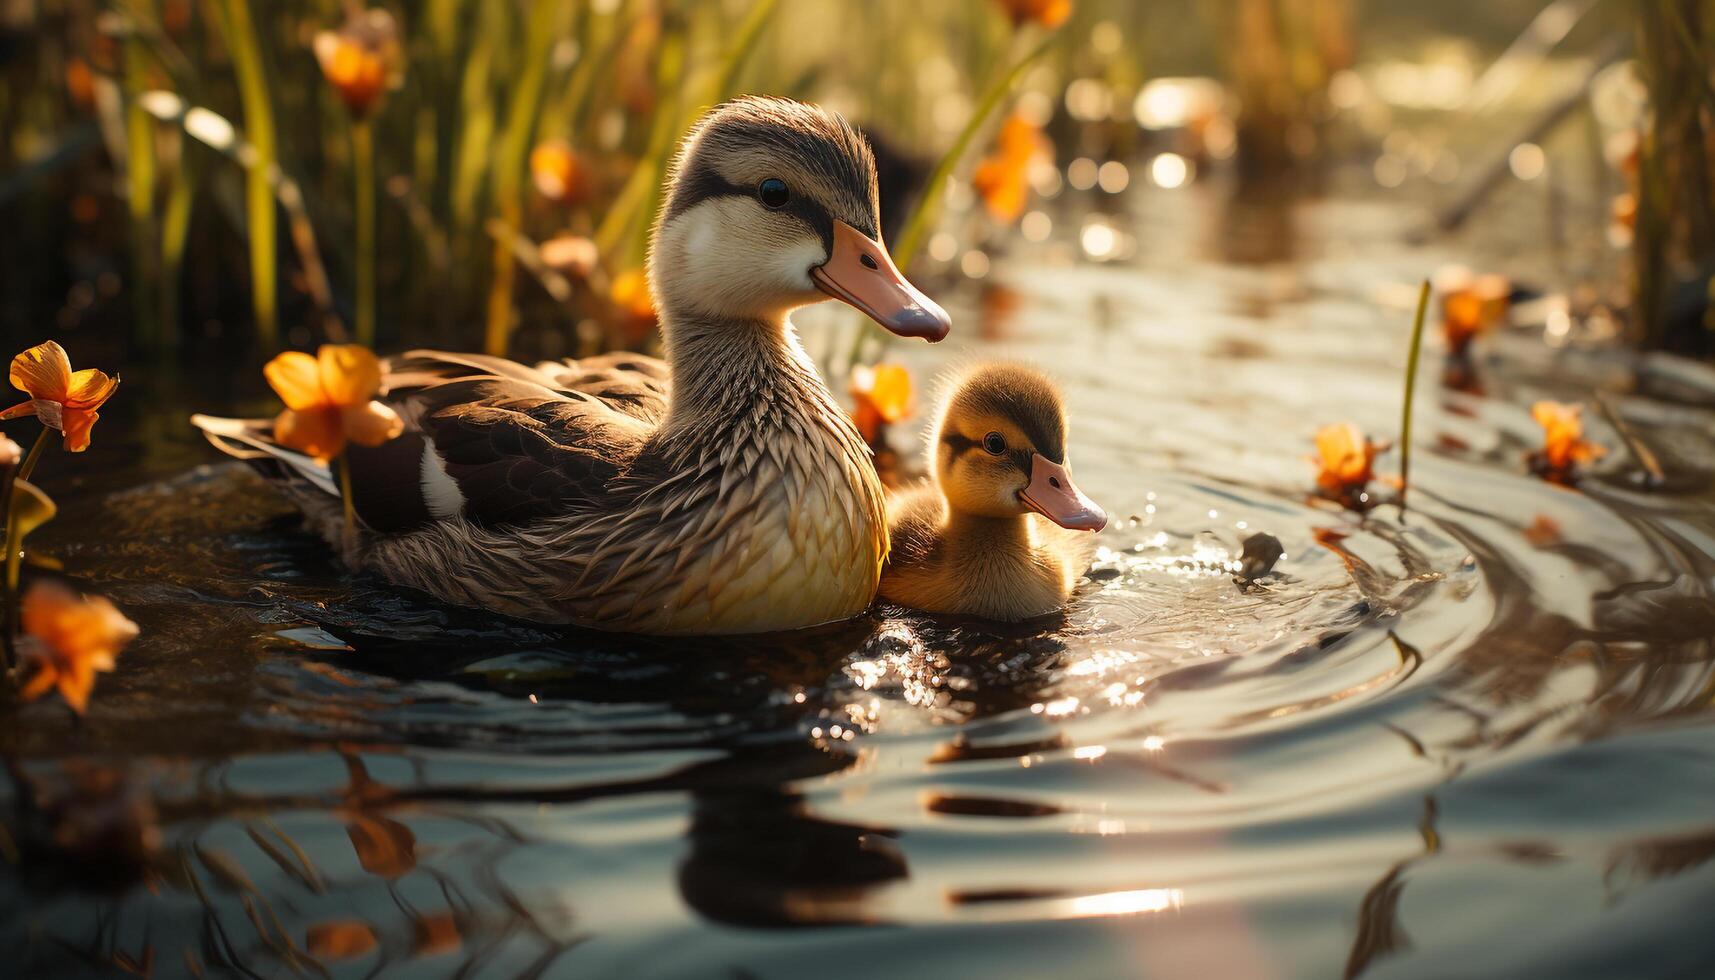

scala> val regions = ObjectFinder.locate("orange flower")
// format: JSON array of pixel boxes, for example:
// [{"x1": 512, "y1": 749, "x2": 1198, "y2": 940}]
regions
[
  {"x1": 313, "y1": 9, "x2": 401, "y2": 118},
  {"x1": 973, "y1": 115, "x2": 1051, "y2": 223},
  {"x1": 849, "y1": 363, "x2": 913, "y2": 444},
  {"x1": 993, "y1": 0, "x2": 1072, "y2": 29},
  {"x1": 264, "y1": 345, "x2": 403, "y2": 462},
  {"x1": 1, "y1": 341, "x2": 120, "y2": 452},
  {"x1": 1531, "y1": 401, "x2": 1605, "y2": 477},
  {"x1": 306, "y1": 921, "x2": 377, "y2": 960},
  {"x1": 530, "y1": 141, "x2": 594, "y2": 206},
  {"x1": 1611, "y1": 192, "x2": 1637, "y2": 233},
  {"x1": 610, "y1": 270, "x2": 657, "y2": 339},
  {"x1": 1313, "y1": 422, "x2": 1383, "y2": 500},
  {"x1": 1437, "y1": 270, "x2": 1510, "y2": 356},
  {"x1": 16, "y1": 582, "x2": 139, "y2": 715},
  {"x1": 0, "y1": 432, "x2": 20, "y2": 469}
]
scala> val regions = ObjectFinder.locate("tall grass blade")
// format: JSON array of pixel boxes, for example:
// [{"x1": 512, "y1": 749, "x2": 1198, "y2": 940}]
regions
[
  {"x1": 159, "y1": 145, "x2": 199, "y2": 348},
  {"x1": 123, "y1": 27, "x2": 160, "y2": 348},
  {"x1": 139, "y1": 91, "x2": 342, "y2": 340},
  {"x1": 352, "y1": 119, "x2": 376, "y2": 346},
  {"x1": 213, "y1": 0, "x2": 279, "y2": 347},
  {"x1": 484, "y1": 0, "x2": 565, "y2": 356},
  {"x1": 596, "y1": 0, "x2": 777, "y2": 271},
  {"x1": 1397, "y1": 279, "x2": 1432, "y2": 515}
]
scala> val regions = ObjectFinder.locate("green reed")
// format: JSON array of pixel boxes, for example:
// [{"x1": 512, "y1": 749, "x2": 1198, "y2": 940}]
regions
[
  {"x1": 123, "y1": 25, "x2": 159, "y2": 348},
  {"x1": 484, "y1": 0, "x2": 565, "y2": 357},
  {"x1": 352, "y1": 118, "x2": 376, "y2": 346},
  {"x1": 213, "y1": 0, "x2": 279, "y2": 348},
  {"x1": 1397, "y1": 279, "x2": 1432, "y2": 515},
  {"x1": 891, "y1": 27, "x2": 1064, "y2": 271}
]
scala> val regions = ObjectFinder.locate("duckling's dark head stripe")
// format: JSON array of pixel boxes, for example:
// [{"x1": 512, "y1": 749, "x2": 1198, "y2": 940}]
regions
[
  {"x1": 939, "y1": 432, "x2": 1042, "y2": 477},
  {"x1": 945, "y1": 365, "x2": 1068, "y2": 464}
]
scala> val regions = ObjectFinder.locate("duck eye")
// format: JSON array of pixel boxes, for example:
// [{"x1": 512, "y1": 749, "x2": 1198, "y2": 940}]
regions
[
  {"x1": 758, "y1": 177, "x2": 790, "y2": 209},
  {"x1": 982, "y1": 432, "x2": 1007, "y2": 456}
]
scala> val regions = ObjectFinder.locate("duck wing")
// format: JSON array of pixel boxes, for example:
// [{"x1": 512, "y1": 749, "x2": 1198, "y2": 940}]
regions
[
  {"x1": 194, "y1": 351, "x2": 671, "y2": 535},
  {"x1": 336, "y1": 350, "x2": 673, "y2": 533}
]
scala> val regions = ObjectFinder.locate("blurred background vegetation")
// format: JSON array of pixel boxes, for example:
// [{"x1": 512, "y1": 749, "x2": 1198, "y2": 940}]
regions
[{"x1": 1, "y1": 0, "x2": 1709, "y2": 370}]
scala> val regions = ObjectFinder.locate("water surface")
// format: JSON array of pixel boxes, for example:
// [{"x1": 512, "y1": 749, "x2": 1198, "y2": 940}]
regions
[{"x1": 5, "y1": 178, "x2": 1715, "y2": 979}]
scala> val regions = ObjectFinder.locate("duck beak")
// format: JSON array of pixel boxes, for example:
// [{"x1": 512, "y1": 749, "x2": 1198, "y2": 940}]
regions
[
  {"x1": 813, "y1": 220, "x2": 951, "y2": 342},
  {"x1": 1019, "y1": 455, "x2": 1108, "y2": 532}
]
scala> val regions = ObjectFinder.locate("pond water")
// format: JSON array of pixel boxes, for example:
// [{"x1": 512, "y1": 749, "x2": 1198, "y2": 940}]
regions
[{"x1": 6, "y1": 175, "x2": 1715, "y2": 979}]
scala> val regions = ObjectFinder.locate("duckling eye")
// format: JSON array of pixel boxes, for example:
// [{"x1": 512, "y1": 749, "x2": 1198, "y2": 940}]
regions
[
  {"x1": 758, "y1": 177, "x2": 790, "y2": 209},
  {"x1": 982, "y1": 432, "x2": 1007, "y2": 456}
]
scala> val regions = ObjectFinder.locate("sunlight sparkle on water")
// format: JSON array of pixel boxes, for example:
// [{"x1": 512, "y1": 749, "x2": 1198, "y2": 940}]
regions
[{"x1": 1062, "y1": 888, "x2": 1185, "y2": 918}]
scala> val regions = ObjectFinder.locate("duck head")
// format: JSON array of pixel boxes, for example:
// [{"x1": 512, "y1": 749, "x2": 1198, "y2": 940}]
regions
[
  {"x1": 932, "y1": 364, "x2": 1107, "y2": 531},
  {"x1": 649, "y1": 96, "x2": 950, "y2": 341}
]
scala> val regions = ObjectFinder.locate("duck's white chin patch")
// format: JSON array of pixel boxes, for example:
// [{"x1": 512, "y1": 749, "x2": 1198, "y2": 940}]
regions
[{"x1": 419, "y1": 442, "x2": 465, "y2": 519}]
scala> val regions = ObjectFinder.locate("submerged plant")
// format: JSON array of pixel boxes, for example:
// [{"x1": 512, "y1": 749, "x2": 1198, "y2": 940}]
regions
[
  {"x1": 1529, "y1": 400, "x2": 1605, "y2": 483},
  {"x1": 1, "y1": 341, "x2": 121, "y2": 455},
  {"x1": 15, "y1": 581, "x2": 139, "y2": 715}
]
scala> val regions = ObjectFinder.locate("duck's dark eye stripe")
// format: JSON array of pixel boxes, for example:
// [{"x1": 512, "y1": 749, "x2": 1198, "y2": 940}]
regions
[{"x1": 942, "y1": 433, "x2": 979, "y2": 454}]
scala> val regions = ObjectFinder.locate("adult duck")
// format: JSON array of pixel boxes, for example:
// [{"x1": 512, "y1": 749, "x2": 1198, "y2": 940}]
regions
[{"x1": 195, "y1": 97, "x2": 950, "y2": 634}]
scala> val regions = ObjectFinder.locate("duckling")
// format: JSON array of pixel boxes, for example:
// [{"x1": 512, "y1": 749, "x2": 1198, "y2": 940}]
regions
[
  {"x1": 194, "y1": 97, "x2": 951, "y2": 635},
  {"x1": 880, "y1": 364, "x2": 1107, "y2": 621}
]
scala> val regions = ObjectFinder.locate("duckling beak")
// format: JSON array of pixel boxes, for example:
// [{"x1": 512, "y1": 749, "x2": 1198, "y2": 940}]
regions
[
  {"x1": 1019, "y1": 455, "x2": 1108, "y2": 532},
  {"x1": 813, "y1": 220, "x2": 951, "y2": 341}
]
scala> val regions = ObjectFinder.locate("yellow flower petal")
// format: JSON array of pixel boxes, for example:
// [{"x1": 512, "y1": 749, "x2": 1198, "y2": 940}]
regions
[
  {"x1": 10, "y1": 341, "x2": 73, "y2": 401},
  {"x1": 60, "y1": 408, "x2": 98, "y2": 452},
  {"x1": 341, "y1": 400, "x2": 404, "y2": 447},
  {"x1": 16, "y1": 659, "x2": 58, "y2": 703},
  {"x1": 265, "y1": 351, "x2": 328, "y2": 411},
  {"x1": 64, "y1": 368, "x2": 119, "y2": 409},
  {"x1": 318, "y1": 345, "x2": 384, "y2": 407},
  {"x1": 275, "y1": 407, "x2": 345, "y2": 461}
]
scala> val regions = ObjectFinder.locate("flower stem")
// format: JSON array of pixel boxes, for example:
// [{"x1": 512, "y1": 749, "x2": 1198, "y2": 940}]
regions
[
  {"x1": 352, "y1": 117, "x2": 376, "y2": 347},
  {"x1": 338, "y1": 452, "x2": 357, "y2": 545},
  {"x1": 16, "y1": 427, "x2": 50, "y2": 484}
]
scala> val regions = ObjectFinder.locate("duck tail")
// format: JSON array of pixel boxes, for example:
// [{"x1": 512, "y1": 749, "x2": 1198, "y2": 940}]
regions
[{"x1": 189, "y1": 414, "x2": 339, "y2": 497}]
